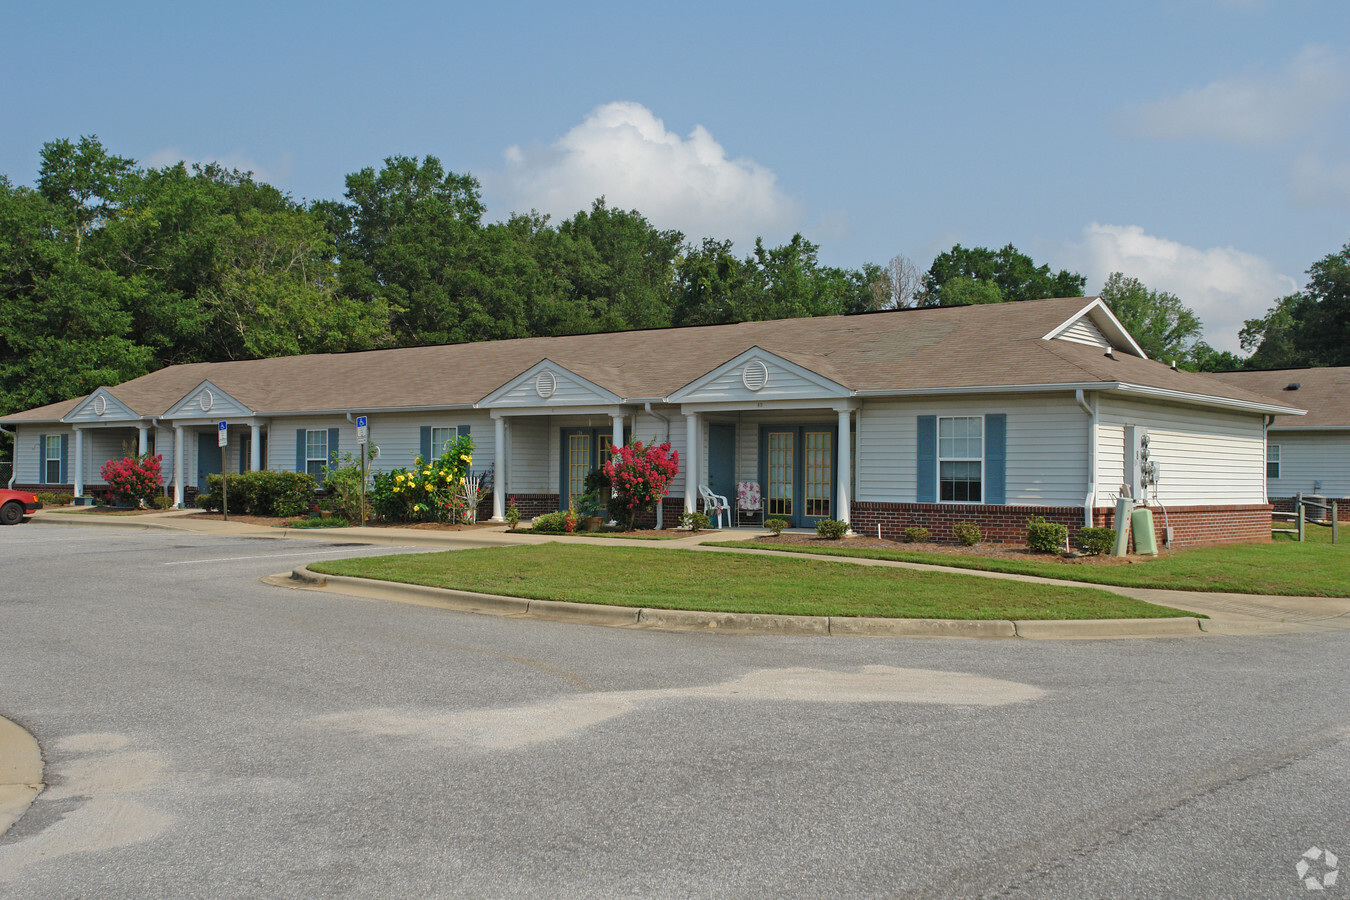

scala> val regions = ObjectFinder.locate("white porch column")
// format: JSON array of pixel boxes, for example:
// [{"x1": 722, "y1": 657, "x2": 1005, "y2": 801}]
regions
[
  {"x1": 611, "y1": 413, "x2": 624, "y2": 454},
  {"x1": 173, "y1": 425, "x2": 185, "y2": 508},
  {"x1": 491, "y1": 415, "x2": 506, "y2": 522},
  {"x1": 72, "y1": 428, "x2": 85, "y2": 498},
  {"x1": 683, "y1": 413, "x2": 699, "y2": 513},
  {"x1": 138, "y1": 426, "x2": 149, "y2": 456},
  {"x1": 250, "y1": 424, "x2": 262, "y2": 471},
  {"x1": 836, "y1": 408, "x2": 852, "y2": 527}
]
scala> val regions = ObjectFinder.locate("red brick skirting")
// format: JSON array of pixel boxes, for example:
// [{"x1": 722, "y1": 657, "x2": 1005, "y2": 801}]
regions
[
  {"x1": 1092, "y1": 504, "x2": 1272, "y2": 547},
  {"x1": 849, "y1": 503, "x2": 1082, "y2": 544},
  {"x1": 506, "y1": 494, "x2": 561, "y2": 519},
  {"x1": 849, "y1": 501, "x2": 1273, "y2": 547}
]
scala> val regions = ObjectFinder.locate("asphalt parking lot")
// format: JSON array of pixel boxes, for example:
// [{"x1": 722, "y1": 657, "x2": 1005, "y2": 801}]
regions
[{"x1": 1, "y1": 524, "x2": 1347, "y2": 898}]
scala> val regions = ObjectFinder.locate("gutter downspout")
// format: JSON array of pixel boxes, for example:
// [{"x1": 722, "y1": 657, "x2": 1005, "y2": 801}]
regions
[
  {"x1": 0, "y1": 424, "x2": 15, "y2": 488},
  {"x1": 1075, "y1": 390, "x2": 1096, "y2": 529},
  {"x1": 645, "y1": 403, "x2": 671, "y2": 529}
]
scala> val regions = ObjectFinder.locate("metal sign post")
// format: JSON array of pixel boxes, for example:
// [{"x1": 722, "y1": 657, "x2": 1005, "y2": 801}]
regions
[
  {"x1": 218, "y1": 421, "x2": 229, "y2": 521},
  {"x1": 356, "y1": 416, "x2": 368, "y2": 525}
]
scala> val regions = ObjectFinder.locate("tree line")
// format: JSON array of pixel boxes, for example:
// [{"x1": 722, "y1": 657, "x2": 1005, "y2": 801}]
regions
[{"x1": 1, "y1": 135, "x2": 1345, "y2": 431}]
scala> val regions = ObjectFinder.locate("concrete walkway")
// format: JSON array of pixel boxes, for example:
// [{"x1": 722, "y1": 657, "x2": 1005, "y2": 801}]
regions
[
  {"x1": 30, "y1": 508, "x2": 1350, "y2": 637},
  {"x1": 0, "y1": 716, "x2": 43, "y2": 838}
]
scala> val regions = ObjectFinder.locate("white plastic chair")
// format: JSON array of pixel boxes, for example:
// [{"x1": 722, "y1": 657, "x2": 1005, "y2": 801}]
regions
[
  {"x1": 699, "y1": 485, "x2": 730, "y2": 528},
  {"x1": 736, "y1": 481, "x2": 762, "y2": 526}
]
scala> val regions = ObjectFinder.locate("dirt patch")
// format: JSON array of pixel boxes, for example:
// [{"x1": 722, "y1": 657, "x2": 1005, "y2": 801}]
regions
[{"x1": 747, "y1": 533, "x2": 1161, "y2": 567}]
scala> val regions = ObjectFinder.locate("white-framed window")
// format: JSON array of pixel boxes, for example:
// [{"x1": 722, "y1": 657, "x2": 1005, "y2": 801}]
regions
[
  {"x1": 431, "y1": 426, "x2": 459, "y2": 456},
  {"x1": 938, "y1": 416, "x2": 983, "y2": 502},
  {"x1": 304, "y1": 430, "x2": 328, "y2": 478},
  {"x1": 45, "y1": 435, "x2": 61, "y2": 484},
  {"x1": 1267, "y1": 443, "x2": 1281, "y2": 480}
]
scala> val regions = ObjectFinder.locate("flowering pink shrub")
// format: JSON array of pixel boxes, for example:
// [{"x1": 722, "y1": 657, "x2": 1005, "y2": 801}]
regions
[
  {"x1": 100, "y1": 454, "x2": 163, "y2": 506},
  {"x1": 600, "y1": 441, "x2": 679, "y2": 531}
]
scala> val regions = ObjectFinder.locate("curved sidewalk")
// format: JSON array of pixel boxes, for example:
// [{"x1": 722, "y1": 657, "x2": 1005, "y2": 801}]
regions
[
  {"x1": 0, "y1": 716, "x2": 43, "y2": 837},
  {"x1": 33, "y1": 509, "x2": 1350, "y2": 638}
]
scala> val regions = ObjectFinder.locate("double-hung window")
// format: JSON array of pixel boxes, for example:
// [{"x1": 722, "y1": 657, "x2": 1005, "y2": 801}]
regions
[
  {"x1": 430, "y1": 426, "x2": 458, "y2": 457},
  {"x1": 45, "y1": 435, "x2": 62, "y2": 484},
  {"x1": 938, "y1": 416, "x2": 983, "y2": 502},
  {"x1": 304, "y1": 430, "x2": 329, "y2": 478},
  {"x1": 1267, "y1": 444, "x2": 1281, "y2": 480}
]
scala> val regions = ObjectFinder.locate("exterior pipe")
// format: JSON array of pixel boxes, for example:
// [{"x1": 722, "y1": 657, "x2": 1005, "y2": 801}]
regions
[{"x1": 1075, "y1": 389, "x2": 1096, "y2": 528}]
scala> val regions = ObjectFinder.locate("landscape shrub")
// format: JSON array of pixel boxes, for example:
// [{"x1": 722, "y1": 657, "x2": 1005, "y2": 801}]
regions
[
  {"x1": 1026, "y1": 515, "x2": 1069, "y2": 553},
  {"x1": 765, "y1": 517, "x2": 790, "y2": 536},
  {"x1": 369, "y1": 435, "x2": 475, "y2": 523},
  {"x1": 323, "y1": 450, "x2": 376, "y2": 523},
  {"x1": 505, "y1": 497, "x2": 521, "y2": 531},
  {"x1": 903, "y1": 526, "x2": 930, "y2": 543},
  {"x1": 953, "y1": 521, "x2": 981, "y2": 546},
  {"x1": 600, "y1": 440, "x2": 679, "y2": 531},
  {"x1": 55, "y1": 493, "x2": 73, "y2": 506},
  {"x1": 34, "y1": 492, "x2": 57, "y2": 505},
  {"x1": 151, "y1": 495, "x2": 173, "y2": 510},
  {"x1": 100, "y1": 454, "x2": 163, "y2": 506},
  {"x1": 1077, "y1": 526, "x2": 1117, "y2": 556},
  {"x1": 677, "y1": 510, "x2": 710, "y2": 532},
  {"x1": 530, "y1": 511, "x2": 568, "y2": 534},
  {"x1": 815, "y1": 518, "x2": 849, "y2": 540},
  {"x1": 289, "y1": 516, "x2": 349, "y2": 528},
  {"x1": 199, "y1": 471, "x2": 316, "y2": 517}
]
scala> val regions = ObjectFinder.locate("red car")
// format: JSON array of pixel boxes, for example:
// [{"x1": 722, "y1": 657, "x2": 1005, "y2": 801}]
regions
[{"x1": 0, "y1": 489, "x2": 42, "y2": 525}]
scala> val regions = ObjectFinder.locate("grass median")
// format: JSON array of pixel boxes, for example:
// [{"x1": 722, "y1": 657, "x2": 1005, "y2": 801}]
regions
[
  {"x1": 706, "y1": 535, "x2": 1349, "y2": 597},
  {"x1": 308, "y1": 543, "x2": 1193, "y2": 620}
]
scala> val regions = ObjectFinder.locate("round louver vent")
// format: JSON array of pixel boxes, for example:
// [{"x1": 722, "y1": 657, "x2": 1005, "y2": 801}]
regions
[
  {"x1": 535, "y1": 370, "x2": 557, "y2": 399},
  {"x1": 742, "y1": 360, "x2": 769, "y2": 392},
  {"x1": 199, "y1": 389, "x2": 214, "y2": 412},
  {"x1": 92, "y1": 395, "x2": 107, "y2": 416}
]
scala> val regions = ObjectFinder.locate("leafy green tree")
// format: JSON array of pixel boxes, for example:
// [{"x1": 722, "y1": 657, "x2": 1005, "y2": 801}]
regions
[
  {"x1": 1242, "y1": 243, "x2": 1350, "y2": 369},
  {"x1": 671, "y1": 238, "x2": 752, "y2": 325},
  {"x1": 921, "y1": 243, "x2": 1085, "y2": 306},
  {"x1": 1098, "y1": 272, "x2": 1204, "y2": 365},
  {"x1": 934, "y1": 275, "x2": 1004, "y2": 306}
]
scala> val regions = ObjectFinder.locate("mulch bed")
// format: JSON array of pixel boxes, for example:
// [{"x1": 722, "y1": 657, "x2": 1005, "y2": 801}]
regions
[
  {"x1": 184, "y1": 512, "x2": 502, "y2": 530},
  {"x1": 745, "y1": 533, "x2": 1159, "y2": 566}
]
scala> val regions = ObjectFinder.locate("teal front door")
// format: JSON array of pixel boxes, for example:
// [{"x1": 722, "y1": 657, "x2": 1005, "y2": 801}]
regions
[
  {"x1": 758, "y1": 424, "x2": 837, "y2": 527},
  {"x1": 197, "y1": 432, "x2": 223, "y2": 492},
  {"x1": 707, "y1": 424, "x2": 736, "y2": 498}
]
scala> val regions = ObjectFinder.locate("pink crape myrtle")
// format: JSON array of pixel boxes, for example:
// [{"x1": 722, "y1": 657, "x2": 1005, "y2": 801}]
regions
[
  {"x1": 100, "y1": 454, "x2": 164, "y2": 507},
  {"x1": 600, "y1": 440, "x2": 679, "y2": 531}
]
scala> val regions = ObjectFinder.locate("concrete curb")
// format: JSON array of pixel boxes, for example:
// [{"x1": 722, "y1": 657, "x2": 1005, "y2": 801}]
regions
[
  {"x1": 283, "y1": 566, "x2": 1209, "y2": 640},
  {"x1": 0, "y1": 715, "x2": 44, "y2": 838}
]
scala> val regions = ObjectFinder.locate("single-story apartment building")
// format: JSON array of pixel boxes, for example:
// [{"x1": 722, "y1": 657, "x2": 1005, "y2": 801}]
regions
[
  {"x1": 1209, "y1": 366, "x2": 1350, "y2": 522},
  {"x1": 0, "y1": 296, "x2": 1304, "y2": 545}
]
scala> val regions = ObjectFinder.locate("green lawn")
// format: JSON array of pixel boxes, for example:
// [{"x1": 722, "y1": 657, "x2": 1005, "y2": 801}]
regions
[
  {"x1": 706, "y1": 536, "x2": 1350, "y2": 597},
  {"x1": 309, "y1": 543, "x2": 1193, "y2": 620},
  {"x1": 1273, "y1": 522, "x2": 1342, "y2": 546}
]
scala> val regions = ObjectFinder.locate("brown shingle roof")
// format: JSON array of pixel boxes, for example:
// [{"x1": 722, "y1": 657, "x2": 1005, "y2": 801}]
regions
[
  {"x1": 1, "y1": 297, "x2": 1301, "y2": 422},
  {"x1": 1209, "y1": 367, "x2": 1350, "y2": 428}
]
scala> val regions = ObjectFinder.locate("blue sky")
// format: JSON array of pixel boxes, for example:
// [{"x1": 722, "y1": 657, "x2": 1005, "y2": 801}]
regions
[{"x1": 4, "y1": 0, "x2": 1348, "y2": 350}]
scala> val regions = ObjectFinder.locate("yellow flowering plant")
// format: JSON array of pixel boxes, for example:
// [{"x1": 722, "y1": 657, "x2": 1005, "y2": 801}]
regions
[{"x1": 370, "y1": 433, "x2": 477, "y2": 522}]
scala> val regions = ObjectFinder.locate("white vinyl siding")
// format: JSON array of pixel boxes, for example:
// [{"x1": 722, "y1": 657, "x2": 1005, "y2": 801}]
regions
[
  {"x1": 1055, "y1": 316, "x2": 1111, "y2": 349},
  {"x1": 1094, "y1": 396, "x2": 1266, "y2": 505},
  {"x1": 507, "y1": 417, "x2": 549, "y2": 492},
  {"x1": 855, "y1": 394, "x2": 1087, "y2": 505},
  {"x1": 1265, "y1": 430, "x2": 1350, "y2": 497},
  {"x1": 268, "y1": 413, "x2": 492, "y2": 478}
]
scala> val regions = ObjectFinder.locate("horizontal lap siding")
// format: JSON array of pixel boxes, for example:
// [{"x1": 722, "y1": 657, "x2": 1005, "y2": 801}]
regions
[
  {"x1": 1095, "y1": 397, "x2": 1265, "y2": 506},
  {"x1": 856, "y1": 395, "x2": 1087, "y2": 506},
  {"x1": 508, "y1": 418, "x2": 549, "y2": 492},
  {"x1": 268, "y1": 412, "x2": 494, "y2": 476},
  {"x1": 1268, "y1": 430, "x2": 1350, "y2": 498}
]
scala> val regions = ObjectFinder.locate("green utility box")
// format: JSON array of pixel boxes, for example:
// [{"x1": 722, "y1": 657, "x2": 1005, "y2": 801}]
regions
[{"x1": 1131, "y1": 507, "x2": 1158, "y2": 556}]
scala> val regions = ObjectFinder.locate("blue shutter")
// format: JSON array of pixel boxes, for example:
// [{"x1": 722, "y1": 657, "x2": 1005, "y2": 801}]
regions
[
  {"x1": 37, "y1": 434, "x2": 46, "y2": 484},
  {"x1": 327, "y1": 428, "x2": 339, "y2": 467},
  {"x1": 916, "y1": 416, "x2": 936, "y2": 503},
  {"x1": 419, "y1": 426, "x2": 432, "y2": 462},
  {"x1": 295, "y1": 429, "x2": 306, "y2": 473},
  {"x1": 60, "y1": 434, "x2": 69, "y2": 484},
  {"x1": 985, "y1": 414, "x2": 1006, "y2": 505}
]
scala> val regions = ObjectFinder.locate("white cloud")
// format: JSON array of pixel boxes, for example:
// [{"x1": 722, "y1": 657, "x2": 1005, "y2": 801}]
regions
[
  {"x1": 489, "y1": 101, "x2": 799, "y2": 246},
  {"x1": 143, "y1": 147, "x2": 293, "y2": 186},
  {"x1": 1289, "y1": 150, "x2": 1350, "y2": 206},
  {"x1": 1116, "y1": 45, "x2": 1349, "y2": 146},
  {"x1": 1068, "y1": 223, "x2": 1299, "y2": 352}
]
